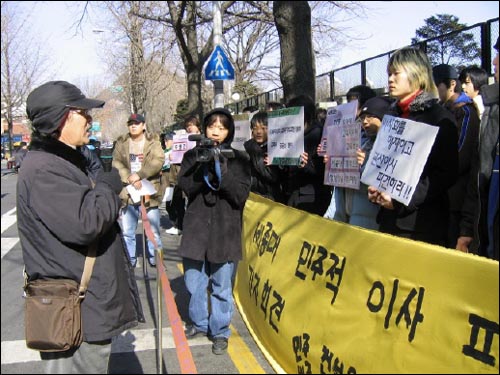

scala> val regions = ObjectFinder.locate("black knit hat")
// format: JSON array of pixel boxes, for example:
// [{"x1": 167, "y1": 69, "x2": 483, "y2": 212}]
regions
[
  {"x1": 26, "y1": 81, "x2": 105, "y2": 134},
  {"x1": 432, "y1": 64, "x2": 458, "y2": 84},
  {"x1": 359, "y1": 97, "x2": 393, "y2": 120}
]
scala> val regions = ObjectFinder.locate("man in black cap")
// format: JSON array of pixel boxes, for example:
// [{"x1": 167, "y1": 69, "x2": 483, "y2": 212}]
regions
[
  {"x1": 112, "y1": 113, "x2": 164, "y2": 268},
  {"x1": 458, "y1": 36, "x2": 499, "y2": 260},
  {"x1": 432, "y1": 63, "x2": 481, "y2": 248},
  {"x1": 18, "y1": 81, "x2": 144, "y2": 373},
  {"x1": 432, "y1": 63, "x2": 460, "y2": 105}
]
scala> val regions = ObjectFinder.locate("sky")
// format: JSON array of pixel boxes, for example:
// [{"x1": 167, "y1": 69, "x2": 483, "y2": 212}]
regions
[
  {"x1": 324, "y1": 1, "x2": 499, "y2": 72},
  {"x1": 8, "y1": 1, "x2": 500, "y2": 89}
]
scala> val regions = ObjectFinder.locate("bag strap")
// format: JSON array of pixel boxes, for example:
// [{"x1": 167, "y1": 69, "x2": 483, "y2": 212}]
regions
[{"x1": 78, "y1": 240, "x2": 97, "y2": 299}]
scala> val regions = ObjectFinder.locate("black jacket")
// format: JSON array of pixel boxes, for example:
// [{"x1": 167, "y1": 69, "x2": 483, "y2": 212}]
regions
[
  {"x1": 460, "y1": 83, "x2": 499, "y2": 260},
  {"x1": 79, "y1": 144, "x2": 103, "y2": 182},
  {"x1": 17, "y1": 137, "x2": 144, "y2": 342},
  {"x1": 377, "y1": 92, "x2": 459, "y2": 246},
  {"x1": 177, "y1": 147, "x2": 251, "y2": 263},
  {"x1": 444, "y1": 93, "x2": 481, "y2": 213},
  {"x1": 281, "y1": 121, "x2": 332, "y2": 215},
  {"x1": 244, "y1": 139, "x2": 284, "y2": 202}
]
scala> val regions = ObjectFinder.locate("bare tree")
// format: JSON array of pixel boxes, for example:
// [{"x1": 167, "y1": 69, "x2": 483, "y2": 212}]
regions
[
  {"x1": 274, "y1": 1, "x2": 315, "y2": 103},
  {"x1": 134, "y1": 1, "x2": 218, "y2": 120},
  {"x1": 135, "y1": 1, "x2": 368, "y2": 114},
  {"x1": 222, "y1": 2, "x2": 279, "y2": 87},
  {"x1": 87, "y1": 1, "x2": 185, "y2": 134},
  {"x1": 1, "y1": 2, "x2": 51, "y2": 154}
]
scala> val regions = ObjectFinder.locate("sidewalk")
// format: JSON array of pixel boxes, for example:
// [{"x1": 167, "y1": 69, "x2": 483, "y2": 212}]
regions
[{"x1": 111, "y1": 206, "x2": 274, "y2": 374}]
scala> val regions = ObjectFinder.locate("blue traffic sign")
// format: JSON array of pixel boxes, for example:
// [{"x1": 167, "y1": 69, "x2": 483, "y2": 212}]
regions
[{"x1": 204, "y1": 45, "x2": 234, "y2": 81}]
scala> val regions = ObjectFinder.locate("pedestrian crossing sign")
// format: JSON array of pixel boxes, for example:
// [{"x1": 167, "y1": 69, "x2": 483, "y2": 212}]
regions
[{"x1": 205, "y1": 45, "x2": 234, "y2": 81}]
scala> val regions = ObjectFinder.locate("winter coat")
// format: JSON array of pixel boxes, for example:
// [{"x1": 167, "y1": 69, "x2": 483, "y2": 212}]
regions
[
  {"x1": 243, "y1": 138, "x2": 284, "y2": 202},
  {"x1": 14, "y1": 147, "x2": 28, "y2": 169},
  {"x1": 460, "y1": 82, "x2": 499, "y2": 260},
  {"x1": 17, "y1": 137, "x2": 144, "y2": 342},
  {"x1": 377, "y1": 92, "x2": 459, "y2": 246},
  {"x1": 177, "y1": 147, "x2": 251, "y2": 264},
  {"x1": 112, "y1": 132, "x2": 164, "y2": 207},
  {"x1": 281, "y1": 121, "x2": 332, "y2": 215},
  {"x1": 444, "y1": 92, "x2": 481, "y2": 213}
]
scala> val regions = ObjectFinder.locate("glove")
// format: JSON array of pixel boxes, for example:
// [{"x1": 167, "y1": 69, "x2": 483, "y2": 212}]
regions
[{"x1": 96, "y1": 167, "x2": 123, "y2": 194}]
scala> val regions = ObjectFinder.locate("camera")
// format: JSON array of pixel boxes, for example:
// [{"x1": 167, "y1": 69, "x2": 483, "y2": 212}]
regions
[{"x1": 188, "y1": 134, "x2": 234, "y2": 163}]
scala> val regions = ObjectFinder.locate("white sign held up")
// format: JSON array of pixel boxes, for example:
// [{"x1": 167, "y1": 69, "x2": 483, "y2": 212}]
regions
[
  {"x1": 267, "y1": 107, "x2": 304, "y2": 166},
  {"x1": 231, "y1": 113, "x2": 252, "y2": 151},
  {"x1": 360, "y1": 115, "x2": 439, "y2": 205},
  {"x1": 171, "y1": 133, "x2": 197, "y2": 164},
  {"x1": 320, "y1": 101, "x2": 360, "y2": 189}
]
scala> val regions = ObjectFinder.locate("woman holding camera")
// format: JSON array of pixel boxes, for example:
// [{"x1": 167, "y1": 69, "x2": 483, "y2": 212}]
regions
[{"x1": 177, "y1": 108, "x2": 251, "y2": 355}]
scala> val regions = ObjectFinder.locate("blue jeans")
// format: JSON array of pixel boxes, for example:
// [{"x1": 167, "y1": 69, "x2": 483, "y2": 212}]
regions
[
  {"x1": 119, "y1": 205, "x2": 163, "y2": 263},
  {"x1": 183, "y1": 258, "x2": 235, "y2": 339}
]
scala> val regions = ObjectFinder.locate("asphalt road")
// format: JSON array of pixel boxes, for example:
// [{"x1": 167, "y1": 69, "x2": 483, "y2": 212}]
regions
[{"x1": 1, "y1": 160, "x2": 275, "y2": 374}]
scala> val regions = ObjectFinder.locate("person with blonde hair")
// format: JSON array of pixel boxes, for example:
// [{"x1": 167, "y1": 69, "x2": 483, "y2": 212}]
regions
[{"x1": 367, "y1": 47, "x2": 459, "y2": 246}]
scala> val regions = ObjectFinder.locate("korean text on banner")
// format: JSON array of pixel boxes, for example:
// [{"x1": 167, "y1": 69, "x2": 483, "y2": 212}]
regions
[{"x1": 234, "y1": 193, "x2": 499, "y2": 374}]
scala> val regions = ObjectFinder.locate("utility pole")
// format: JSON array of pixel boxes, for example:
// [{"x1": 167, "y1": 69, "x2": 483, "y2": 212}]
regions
[{"x1": 213, "y1": 1, "x2": 224, "y2": 108}]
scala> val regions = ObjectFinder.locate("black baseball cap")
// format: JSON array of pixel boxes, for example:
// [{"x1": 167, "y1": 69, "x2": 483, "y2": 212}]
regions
[
  {"x1": 26, "y1": 81, "x2": 105, "y2": 134},
  {"x1": 127, "y1": 113, "x2": 146, "y2": 124}
]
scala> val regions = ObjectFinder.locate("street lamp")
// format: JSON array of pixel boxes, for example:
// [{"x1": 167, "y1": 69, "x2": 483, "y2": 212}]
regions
[{"x1": 231, "y1": 92, "x2": 240, "y2": 102}]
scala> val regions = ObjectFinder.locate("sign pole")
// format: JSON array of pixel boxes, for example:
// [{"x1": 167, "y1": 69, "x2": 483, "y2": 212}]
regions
[{"x1": 213, "y1": 1, "x2": 224, "y2": 108}]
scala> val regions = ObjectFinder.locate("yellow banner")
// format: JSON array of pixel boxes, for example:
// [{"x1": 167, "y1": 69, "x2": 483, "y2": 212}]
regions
[{"x1": 234, "y1": 193, "x2": 499, "y2": 374}]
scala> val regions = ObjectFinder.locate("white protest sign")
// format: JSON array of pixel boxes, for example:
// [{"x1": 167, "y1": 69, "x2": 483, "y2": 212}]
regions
[
  {"x1": 231, "y1": 113, "x2": 252, "y2": 151},
  {"x1": 320, "y1": 101, "x2": 360, "y2": 189},
  {"x1": 318, "y1": 100, "x2": 358, "y2": 156},
  {"x1": 171, "y1": 133, "x2": 197, "y2": 164},
  {"x1": 267, "y1": 106, "x2": 304, "y2": 166},
  {"x1": 360, "y1": 115, "x2": 439, "y2": 205}
]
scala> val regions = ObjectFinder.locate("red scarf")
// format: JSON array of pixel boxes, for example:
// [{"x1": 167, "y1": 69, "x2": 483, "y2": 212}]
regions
[{"x1": 397, "y1": 90, "x2": 422, "y2": 118}]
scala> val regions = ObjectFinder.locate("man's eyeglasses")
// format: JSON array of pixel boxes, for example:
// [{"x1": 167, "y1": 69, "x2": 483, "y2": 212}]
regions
[{"x1": 71, "y1": 108, "x2": 92, "y2": 122}]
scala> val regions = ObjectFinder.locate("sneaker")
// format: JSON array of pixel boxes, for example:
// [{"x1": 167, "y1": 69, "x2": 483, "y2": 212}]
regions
[
  {"x1": 130, "y1": 258, "x2": 137, "y2": 268},
  {"x1": 148, "y1": 257, "x2": 156, "y2": 267},
  {"x1": 184, "y1": 324, "x2": 207, "y2": 339},
  {"x1": 212, "y1": 337, "x2": 228, "y2": 355},
  {"x1": 165, "y1": 227, "x2": 181, "y2": 235}
]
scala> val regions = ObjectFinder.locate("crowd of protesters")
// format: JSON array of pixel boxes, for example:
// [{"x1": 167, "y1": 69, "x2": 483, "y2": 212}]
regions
[{"x1": 15, "y1": 36, "x2": 498, "y2": 372}]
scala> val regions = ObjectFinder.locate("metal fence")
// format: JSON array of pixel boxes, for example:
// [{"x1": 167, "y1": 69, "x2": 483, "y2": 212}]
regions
[{"x1": 227, "y1": 17, "x2": 499, "y2": 113}]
